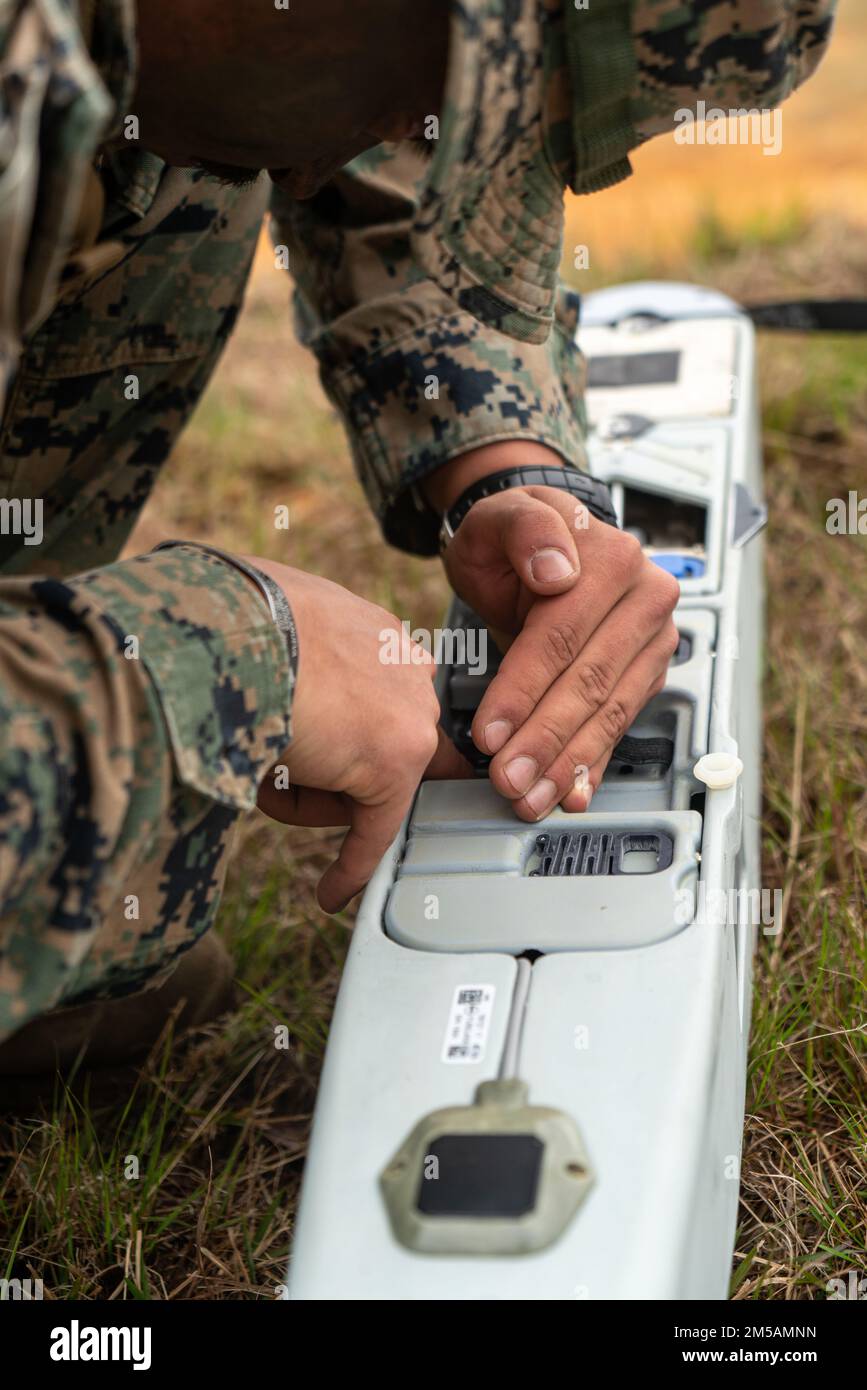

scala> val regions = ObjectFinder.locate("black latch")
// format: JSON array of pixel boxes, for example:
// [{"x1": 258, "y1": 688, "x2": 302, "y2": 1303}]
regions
[{"x1": 531, "y1": 830, "x2": 674, "y2": 876}]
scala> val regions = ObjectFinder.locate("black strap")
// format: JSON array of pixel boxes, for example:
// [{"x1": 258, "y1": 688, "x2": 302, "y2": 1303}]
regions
[
  {"x1": 744, "y1": 299, "x2": 867, "y2": 333},
  {"x1": 444, "y1": 464, "x2": 619, "y2": 538},
  {"x1": 610, "y1": 734, "x2": 674, "y2": 770}
]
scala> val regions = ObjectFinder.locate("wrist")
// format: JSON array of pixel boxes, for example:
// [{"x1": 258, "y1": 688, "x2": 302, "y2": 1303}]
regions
[{"x1": 422, "y1": 441, "x2": 566, "y2": 512}]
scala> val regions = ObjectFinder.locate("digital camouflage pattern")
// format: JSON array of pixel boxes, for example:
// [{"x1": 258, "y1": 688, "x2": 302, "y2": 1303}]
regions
[
  {"x1": 272, "y1": 144, "x2": 591, "y2": 556},
  {"x1": 283, "y1": 0, "x2": 836, "y2": 551},
  {"x1": 411, "y1": 0, "x2": 836, "y2": 339},
  {"x1": 0, "y1": 545, "x2": 292, "y2": 1034},
  {"x1": 0, "y1": 0, "x2": 834, "y2": 1038}
]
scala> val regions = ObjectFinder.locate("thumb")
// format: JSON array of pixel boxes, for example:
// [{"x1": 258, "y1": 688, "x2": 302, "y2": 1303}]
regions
[{"x1": 458, "y1": 486, "x2": 582, "y2": 595}]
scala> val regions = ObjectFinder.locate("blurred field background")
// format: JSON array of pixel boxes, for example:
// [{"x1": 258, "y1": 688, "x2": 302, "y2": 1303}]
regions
[{"x1": 1, "y1": 1, "x2": 864, "y2": 1300}]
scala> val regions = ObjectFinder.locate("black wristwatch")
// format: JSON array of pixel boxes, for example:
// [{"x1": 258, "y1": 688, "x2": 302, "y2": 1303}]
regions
[{"x1": 438, "y1": 465, "x2": 619, "y2": 550}]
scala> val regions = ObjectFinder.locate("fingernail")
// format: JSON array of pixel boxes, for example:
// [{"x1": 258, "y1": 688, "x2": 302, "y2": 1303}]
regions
[
  {"x1": 525, "y1": 778, "x2": 558, "y2": 818},
  {"x1": 530, "y1": 548, "x2": 576, "y2": 583},
  {"x1": 484, "y1": 719, "x2": 512, "y2": 753},
  {"x1": 574, "y1": 768, "x2": 593, "y2": 806},
  {"x1": 504, "y1": 755, "x2": 538, "y2": 794},
  {"x1": 560, "y1": 785, "x2": 593, "y2": 812}
]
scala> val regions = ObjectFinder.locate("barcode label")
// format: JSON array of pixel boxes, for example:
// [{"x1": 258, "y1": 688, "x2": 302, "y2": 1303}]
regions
[{"x1": 441, "y1": 983, "x2": 495, "y2": 1065}]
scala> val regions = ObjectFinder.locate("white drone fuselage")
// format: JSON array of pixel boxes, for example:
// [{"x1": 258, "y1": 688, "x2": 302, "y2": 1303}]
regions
[{"x1": 289, "y1": 283, "x2": 765, "y2": 1301}]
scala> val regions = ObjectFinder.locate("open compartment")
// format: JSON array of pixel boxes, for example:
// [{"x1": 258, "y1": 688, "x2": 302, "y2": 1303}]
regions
[{"x1": 437, "y1": 602, "x2": 716, "y2": 813}]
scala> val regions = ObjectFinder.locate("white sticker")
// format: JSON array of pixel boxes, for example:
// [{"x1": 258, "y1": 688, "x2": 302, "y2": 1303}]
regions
[{"x1": 441, "y1": 984, "x2": 496, "y2": 1064}]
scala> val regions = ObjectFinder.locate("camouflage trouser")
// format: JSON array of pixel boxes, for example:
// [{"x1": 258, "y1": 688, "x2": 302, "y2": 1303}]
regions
[
  {"x1": 0, "y1": 162, "x2": 284, "y2": 1043},
  {"x1": 0, "y1": 784, "x2": 241, "y2": 1047},
  {"x1": 0, "y1": 548, "x2": 293, "y2": 1045},
  {"x1": 53, "y1": 789, "x2": 236, "y2": 1006}
]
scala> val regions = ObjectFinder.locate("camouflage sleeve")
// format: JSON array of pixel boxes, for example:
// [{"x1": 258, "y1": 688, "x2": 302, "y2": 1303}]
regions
[
  {"x1": 562, "y1": 0, "x2": 837, "y2": 194},
  {"x1": 0, "y1": 0, "x2": 114, "y2": 414},
  {"x1": 630, "y1": 0, "x2": 837, "y2": 138},
  {"x1": 0, "y1": 544, "x2": 293, "y2": 938},
  {"x1": 269, "y1": 145, "x2": 590, "y2": 556}
]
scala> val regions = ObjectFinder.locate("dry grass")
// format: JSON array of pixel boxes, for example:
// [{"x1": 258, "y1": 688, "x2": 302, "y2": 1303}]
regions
[
  {"x1": 564, "y1": 0, "x2": 867, "y2": 272},
  {"x1": 733, "y1": 352, "x2": 867, "y2": 1299},
  {"x1": 1, "y1": 199, "x2": 865, "y2": 1299}
]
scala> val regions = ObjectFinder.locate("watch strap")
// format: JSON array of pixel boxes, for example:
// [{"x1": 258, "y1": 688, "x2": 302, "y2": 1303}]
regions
[{"x1": 440, "y1": 465, "x2": 618, "y2": 549}]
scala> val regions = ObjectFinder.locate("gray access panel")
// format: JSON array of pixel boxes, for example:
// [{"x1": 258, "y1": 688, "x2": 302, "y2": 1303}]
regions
[{"x1": 385, "y1": 807, "x2": 702, "y2": 953}]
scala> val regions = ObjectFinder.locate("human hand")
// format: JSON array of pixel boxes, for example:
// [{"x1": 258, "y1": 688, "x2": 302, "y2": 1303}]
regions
[
  {"x1": 437, "y1": 481, "x2": 679, "y2": 820},
  {"x1": 248, "y1": 558, "x2": 469, "y2": 911}
]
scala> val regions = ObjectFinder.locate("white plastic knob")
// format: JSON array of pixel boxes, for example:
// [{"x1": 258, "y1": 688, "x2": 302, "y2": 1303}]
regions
[{"x1": 694, "y1": 752, "x2": 743, "y2": 790}]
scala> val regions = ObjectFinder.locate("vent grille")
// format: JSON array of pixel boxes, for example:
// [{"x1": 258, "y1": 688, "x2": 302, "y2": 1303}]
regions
[{"x1": 531, "y1": 831, "x2": 674, "y2": 877}]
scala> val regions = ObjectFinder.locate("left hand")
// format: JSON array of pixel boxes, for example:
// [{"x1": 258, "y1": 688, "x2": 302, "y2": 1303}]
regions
[{"x1": 428, "y1": 446, "x2": 681, "y2": 821}]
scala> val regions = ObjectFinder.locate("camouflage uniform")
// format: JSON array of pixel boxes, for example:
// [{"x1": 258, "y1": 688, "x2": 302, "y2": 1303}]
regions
[{"x1": 0, "y1": 0, "x2": 834, "y2": 1039}]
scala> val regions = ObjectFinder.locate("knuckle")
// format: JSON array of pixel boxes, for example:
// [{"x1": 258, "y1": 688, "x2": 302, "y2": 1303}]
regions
[
  {"x1": 543, "y1": 619, "x2": 582, "y2": 671},
  {"x1": 416, "y1": 654, "x2": 437, "y2": 684},
  {"x1": 535, "y1": 713, "x2": 571, "y2": 751},
  {"x1": 414, "y1": 722, "x2": 440, "y2": 766},
  {"x1": 612, "y1": 528, "x2": 643, "y2": 575},
  {"x1": 499, "y1": 672, "x2": 544, "y2": 714},
  {"x1": 573, "y1": 657, "x2": 615, "y2": 711},
  {"x1": 645, "y1": 567, "x2": 681, "y2": 619},
  {"x1": 600, "y1": 697, "x2": 630, "y2": 742},
  {"x1": 390, "y1": 712, "x2": 437, "y2": 767},
  {"x1": 369, "y1": 749, "x2": 404, "y2": 793}
]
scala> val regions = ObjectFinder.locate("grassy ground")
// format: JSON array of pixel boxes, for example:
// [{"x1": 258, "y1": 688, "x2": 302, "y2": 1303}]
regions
[
  {"x1": 733, "y1": 318, "x2": 867, "y2": 1296},
  {"x1": 1, "y1": 202, "x2": 865, "y2": 1296},
  {"x1": 2, "y1": 210, "x2": 863, "y2": 1301}
]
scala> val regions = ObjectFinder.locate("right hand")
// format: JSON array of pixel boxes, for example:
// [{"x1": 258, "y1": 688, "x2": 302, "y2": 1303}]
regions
[{"x1": 245, "y1": 558, "x2": 470, "y2": 913}]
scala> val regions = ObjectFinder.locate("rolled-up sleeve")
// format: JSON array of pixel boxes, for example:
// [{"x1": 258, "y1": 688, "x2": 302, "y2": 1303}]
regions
[{"x1": 270, "y1": 145, "x2": 590, "y2": 556}]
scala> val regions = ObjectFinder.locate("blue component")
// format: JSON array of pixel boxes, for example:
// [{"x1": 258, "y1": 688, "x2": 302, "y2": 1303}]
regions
[{"x1": 651, "y1": 553, "x2": 706, "y2": 580}]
